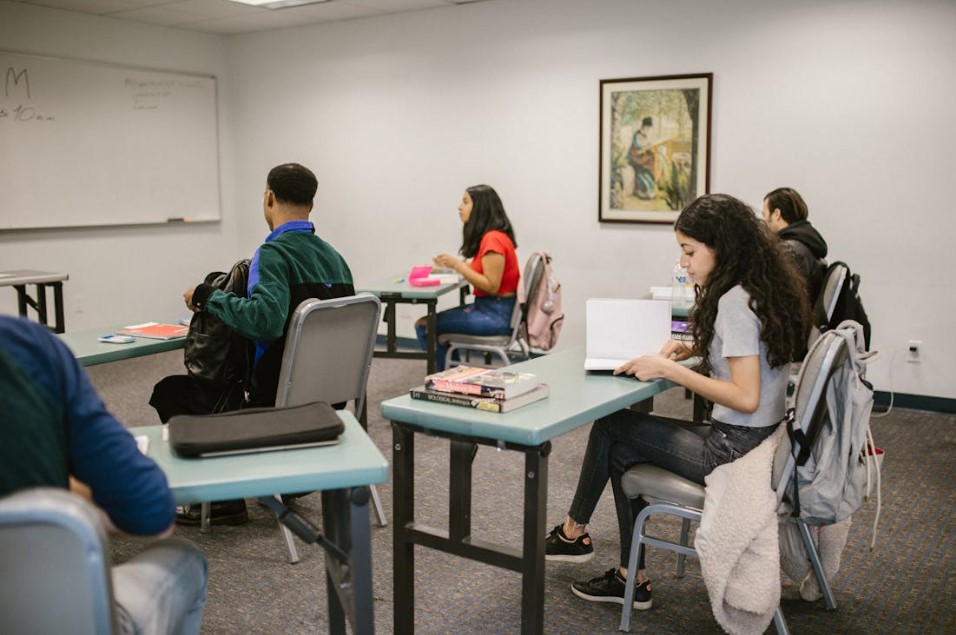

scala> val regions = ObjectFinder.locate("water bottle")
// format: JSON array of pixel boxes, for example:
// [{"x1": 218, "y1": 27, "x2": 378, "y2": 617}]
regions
[{"x1": 672, "y1": 260, "x2": 688, "y2": 303}]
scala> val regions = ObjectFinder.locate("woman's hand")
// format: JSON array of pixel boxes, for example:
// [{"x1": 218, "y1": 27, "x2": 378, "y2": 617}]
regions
[
  {"x1": 433, "y1": 253, "x2": 464, "y2": 272},
  {"x1": 613, "y1": 355, "x2": 675, "y2": 381},
  {"x1": 660, "y1": 339, "x2": 694, "y2": 361}
]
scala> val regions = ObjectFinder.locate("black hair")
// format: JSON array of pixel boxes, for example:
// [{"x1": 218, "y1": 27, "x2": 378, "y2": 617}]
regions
[
  {"x1": 460, "y1": 184, "x2": 517, "y2": 259},
  {"x1": 764, "y1": 187, "x2": 809, "y2": 224},
  {"x1": 675, "y1": 193, "x2": 810, "y2": 372},
  {"x1": 267, "y1": 163, "x2": 317, "y2": 206}
]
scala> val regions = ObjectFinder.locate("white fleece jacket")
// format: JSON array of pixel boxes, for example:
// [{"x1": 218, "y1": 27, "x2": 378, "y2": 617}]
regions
[{"x1": 694, "y1": 425, "x2": 785, "y2": 635}]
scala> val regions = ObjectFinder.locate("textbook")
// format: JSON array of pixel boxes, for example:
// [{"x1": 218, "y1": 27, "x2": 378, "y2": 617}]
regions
[
  {"x1": 410, "y1": 383, "x2": 549, "y2": 413},
  {"x1": 117, "y1": 322, "x2": 189, "y2": 340},
  {"x1": 424, "y1": 365, "x2": 540, "y2": 400}
]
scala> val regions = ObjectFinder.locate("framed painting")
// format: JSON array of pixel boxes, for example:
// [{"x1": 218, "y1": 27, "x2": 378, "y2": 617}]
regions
[{"x1": 598, "y1": 73, "x2": 712, "y2": 223}]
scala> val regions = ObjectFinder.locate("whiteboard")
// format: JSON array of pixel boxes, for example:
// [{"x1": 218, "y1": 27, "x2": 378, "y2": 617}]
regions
[{"x1": 0, "y1": 51, "x2": 220, "y2": 231}]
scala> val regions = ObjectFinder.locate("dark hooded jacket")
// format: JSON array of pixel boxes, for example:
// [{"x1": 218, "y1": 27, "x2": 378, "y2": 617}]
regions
[{"x1": 779, "y1": 219, "x2": 828, "y2": 301}]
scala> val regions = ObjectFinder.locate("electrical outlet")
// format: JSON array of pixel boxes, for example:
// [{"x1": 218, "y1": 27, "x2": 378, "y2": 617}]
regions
[{"x1": 907, "y1": 340, "x2": 922, "y2": 363}]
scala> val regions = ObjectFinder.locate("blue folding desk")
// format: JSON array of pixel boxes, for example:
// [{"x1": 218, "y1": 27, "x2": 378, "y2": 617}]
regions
[
  {"x1": 131, "y1": 413, "x2": 388, "y2": 635},
  {"x1": 381, "y1": 347, "x2": 678, "y2": 635},
  {"x1": 356, "y1": 273, "x2": 466, "y2": 374},
  {"x1": 0, "y1": 269, "x2": 69, "y2": 333},
  {"x1": 58, "y1": 322, "x2": 186, "y2": 366}
]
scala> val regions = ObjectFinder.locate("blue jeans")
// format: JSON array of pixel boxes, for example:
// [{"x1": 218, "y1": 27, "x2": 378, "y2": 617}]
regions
[
  {"x1": 415, "y1": 296, "x2": 516, "y2": 371},
  {"x1": 567, "y1": 411, "x2": 779, "y2": 570},
  {"x1": 113, "y1": 536, "x2": 208, "y2": 635}
]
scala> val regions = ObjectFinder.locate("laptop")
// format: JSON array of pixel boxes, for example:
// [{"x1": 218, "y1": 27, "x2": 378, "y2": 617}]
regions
[{"x1": 584, "y1": 298, "x2": 672, "y2": 371}]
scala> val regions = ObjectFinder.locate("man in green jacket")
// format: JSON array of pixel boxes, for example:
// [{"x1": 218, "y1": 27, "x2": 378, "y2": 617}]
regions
[{"x1": 152, "y1": 162, "x2": 354, "y2": 525}]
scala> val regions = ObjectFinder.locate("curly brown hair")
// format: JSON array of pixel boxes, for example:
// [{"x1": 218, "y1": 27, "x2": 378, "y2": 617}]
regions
[{"x1": 675, "y1": 194, "x2": 810, "y2": 374}]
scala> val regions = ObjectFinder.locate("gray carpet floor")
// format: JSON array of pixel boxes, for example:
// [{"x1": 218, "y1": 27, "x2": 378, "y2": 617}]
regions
[{"x1": 94, "y1": 351, "x2": 956, "y2": 634}]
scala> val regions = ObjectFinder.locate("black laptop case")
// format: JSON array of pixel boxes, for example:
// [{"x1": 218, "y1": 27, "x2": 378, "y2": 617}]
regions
[{"x1": 168, "y1": 401, "x2": 344, "y2": 457}]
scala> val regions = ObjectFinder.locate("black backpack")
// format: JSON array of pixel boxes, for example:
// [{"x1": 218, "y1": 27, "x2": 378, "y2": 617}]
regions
[
  {"x1": 813, "y1": 261, "x2": 872, "y2": 350},
  {"x1": 183, "y1": 258, "x2": 253, "y2": 412}
]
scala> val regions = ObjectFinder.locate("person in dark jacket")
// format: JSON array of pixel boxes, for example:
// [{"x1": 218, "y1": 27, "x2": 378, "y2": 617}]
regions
[{"x1": 762, "y1": 187, "x2": 828, "y2": 301}]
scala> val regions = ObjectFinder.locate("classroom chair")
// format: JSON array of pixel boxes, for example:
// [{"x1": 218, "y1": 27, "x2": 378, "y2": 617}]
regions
[
  {"x1": 200, "y1": 292, "x2": 385, "y2": 563},
  {"x1": 618, "y1": 327, "x2": 849, "y2": 632},
  {"x1": 0, "y1": 488, "x2": 117, "y2": 634}
]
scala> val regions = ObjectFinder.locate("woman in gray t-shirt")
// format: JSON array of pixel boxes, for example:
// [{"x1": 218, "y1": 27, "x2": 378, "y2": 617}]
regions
[{"x1": 544, "y1": 194, "x2": 810, "y2": 613}]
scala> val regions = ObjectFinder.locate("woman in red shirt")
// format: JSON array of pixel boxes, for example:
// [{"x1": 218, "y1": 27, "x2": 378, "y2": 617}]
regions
[{"x1": 415, "y1": 184, "x2": 519, "y2": 371}]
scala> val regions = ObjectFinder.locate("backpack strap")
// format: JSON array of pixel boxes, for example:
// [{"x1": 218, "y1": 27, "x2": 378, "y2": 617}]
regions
[{"x1": 784, "y1": 407, "x2": 809, "y2": 518}]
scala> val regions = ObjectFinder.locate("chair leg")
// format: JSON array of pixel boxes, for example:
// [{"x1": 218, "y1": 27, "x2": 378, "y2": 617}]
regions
[
  {"x1": 772, "y1": 606, "x2": 790, "y2": 634},
  {"x1": 676, "y1": 517, "x2": 690, "y2": 577},
  {"x1": 200, "y1": 502, "x2": 211, "y2": 533},
  {"x1": 275, "y1": 494, "x2": 300, "y2": 564},
  {"x1": 620, "y1": 506, "x2": 653, "y2": 632},
  {"x1": 798, "y1": 520, "x2": 837, "y2": 609},
  {"x1": 369, "y1": 484, "x2": 387, "y2": 527}
]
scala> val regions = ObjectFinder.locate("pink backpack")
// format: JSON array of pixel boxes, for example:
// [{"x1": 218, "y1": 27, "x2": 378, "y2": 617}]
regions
[{"x1": 520, "y1": 251, "x2": 564, "y2": 351}]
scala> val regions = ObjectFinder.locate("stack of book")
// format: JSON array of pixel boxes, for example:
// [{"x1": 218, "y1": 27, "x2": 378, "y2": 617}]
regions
[{"x1": 410, "y1": 365, "x2": 549, "y2": 413}]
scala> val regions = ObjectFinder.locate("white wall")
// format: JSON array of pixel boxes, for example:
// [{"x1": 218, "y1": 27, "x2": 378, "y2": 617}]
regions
[
  {"x1": 229, "y1": 0, "x2": 956, "y2": 399},
  {"x1": 2, "y1": 0, "x2": 953, "y2": 401},
  {"x1": 0, "y1": 2, "x2": 238, "y2": 328}
]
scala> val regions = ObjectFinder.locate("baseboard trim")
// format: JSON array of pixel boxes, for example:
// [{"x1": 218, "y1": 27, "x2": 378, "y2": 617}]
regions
[{"x1": 874, "y1": 391, "x2": 956, "y2": 415}]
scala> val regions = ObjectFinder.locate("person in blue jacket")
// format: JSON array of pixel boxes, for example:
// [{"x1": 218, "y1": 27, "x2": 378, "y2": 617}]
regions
[{"x1": 0, "y1": 316, "x2": 208, "y2": 635}]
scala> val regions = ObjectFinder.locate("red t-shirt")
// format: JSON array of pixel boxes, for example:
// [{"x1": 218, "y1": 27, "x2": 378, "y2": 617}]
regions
[{"x1": 470, "y1": 230, "x2": 519, "y2": 297}]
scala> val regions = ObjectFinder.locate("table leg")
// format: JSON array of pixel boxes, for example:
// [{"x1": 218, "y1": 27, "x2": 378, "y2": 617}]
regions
[
  {"x1": 425, "y1": 300, "x2": 437, "y2": 374},
  {"x1": 393, "y1": 423, "x2": 416, "y2": 634},
  {"x1": 52, "y1": 282, "x2": 65, "y2": 333},
  {"x1": 449, "y1": 440, "x2": 475, "y2": 541},
  {"x1": 385, "y1": 300, "x2": 397, "y2": 354},
  {"x1": 14, "y1": 284, "x2": 27, "y2": 318},
  {"x1": 520, "y1": 442, "x2": 550, "y2": 635},
  {"x1": 36, "y1": 283, "x2": 50, "y2": 328}
]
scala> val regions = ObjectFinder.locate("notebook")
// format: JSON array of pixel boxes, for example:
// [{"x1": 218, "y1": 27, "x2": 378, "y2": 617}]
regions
[{"x1": 584, "y1": 298, "x2": 672, "y2": 371}]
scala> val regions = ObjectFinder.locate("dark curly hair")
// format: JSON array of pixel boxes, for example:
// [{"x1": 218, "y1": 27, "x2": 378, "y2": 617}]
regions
[
  {"x1": 675, "y1": 194, "x2": 810, "y2": 374},
  {"x1": 460, "y1": 184, "x2": 517, "y2": 259}
]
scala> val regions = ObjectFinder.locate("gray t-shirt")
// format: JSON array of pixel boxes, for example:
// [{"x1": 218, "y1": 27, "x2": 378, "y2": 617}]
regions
[{"x1": 708, "y1": 285, "x2": 788, "y2": 427}]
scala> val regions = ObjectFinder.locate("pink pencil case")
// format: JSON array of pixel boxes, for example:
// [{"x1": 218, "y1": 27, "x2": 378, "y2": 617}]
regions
[{"x1": 408, "y1": 265, "x2": 440, "y2": 286}]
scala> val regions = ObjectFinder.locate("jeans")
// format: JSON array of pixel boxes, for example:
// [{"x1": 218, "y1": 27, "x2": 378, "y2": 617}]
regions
[
  {"x1": 415, "y1": 295, "x2": 516, "y2": 371},
  {"x1": 566, "y1": 411, "x2": 779, "y2": 570},
  {"x1": 113, "y1": 537, "x2": 208, "y2": 635}
]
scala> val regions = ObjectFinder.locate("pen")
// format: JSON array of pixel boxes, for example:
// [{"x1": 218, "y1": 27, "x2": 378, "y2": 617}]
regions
[{"x1": 393, "y1": 277, "x2": 405, "y2": 283}]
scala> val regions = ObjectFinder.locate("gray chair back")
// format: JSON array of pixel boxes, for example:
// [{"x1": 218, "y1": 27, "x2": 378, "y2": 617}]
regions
[
  {"x1": 807, "y1": 263, "x2": 848, "y2": 348},
  {"x1": 275, "y1": 293, "x2": 382, "y2": 418},
  {"x1": 0, "y1": 488, "x2": 117, "y2": 635}
]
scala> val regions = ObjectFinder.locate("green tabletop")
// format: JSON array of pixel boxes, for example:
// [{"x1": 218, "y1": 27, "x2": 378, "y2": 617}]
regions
[
  {"x1": 59, "y1": 321, "x2": 187, "y2": 366},
  {"x1": 356, "y1": 272, "x2": 464, "y2": 300},
  {"x1": 130, "y1": 411, "x2": 388, "y2": 505},
  {"x1": 381, "y1": 347, "x2": 676, "y2": 447}
]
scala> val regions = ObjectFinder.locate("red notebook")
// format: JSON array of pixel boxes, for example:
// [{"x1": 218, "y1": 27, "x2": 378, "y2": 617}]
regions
[{"x1": 117, "y1": 322, "x2": 189, "y2": 340}]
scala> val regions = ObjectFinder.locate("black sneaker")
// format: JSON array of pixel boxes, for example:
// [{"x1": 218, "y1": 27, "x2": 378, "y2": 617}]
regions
[
  {"x1": 571, "y1": 568, "x2": 652, "y2": 610},
  {"x1": 545, "y1": 524, "x2": 594, "y2": 563},
  {"x1": 176, "y1": 499, "x2": 249, "y2": 526}
]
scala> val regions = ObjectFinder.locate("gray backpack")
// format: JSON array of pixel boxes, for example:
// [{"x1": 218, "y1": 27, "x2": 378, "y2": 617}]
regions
[{"x1": 787, "y1": 320, "x2": 881, "y2": 526}]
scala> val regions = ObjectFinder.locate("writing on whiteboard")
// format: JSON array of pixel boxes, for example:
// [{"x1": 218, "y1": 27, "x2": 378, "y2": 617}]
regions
[
  {"x1": 5, "y1": 65, "x2": 30, "y2": 98},
  {"x1": 2, "y1": 66, "x2": 55, "y2": 122},
  {"x1": 125, "y1": 77, "x2": 206, "y2": 111}
]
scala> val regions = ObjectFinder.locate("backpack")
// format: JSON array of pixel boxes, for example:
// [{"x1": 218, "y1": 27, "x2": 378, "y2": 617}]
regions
[
  {"x1": 183, "y1": 258, "x2": 253, "y2": 412},
  {"x1": 520, "y1": 251, "x2": 564, "y2": 351},
  {"x1": 786, "y1": 320, "x2": 881, "y2": 527},
  {"x1": 813, "y1": 261, "x2": 872, "y2": 350}
]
